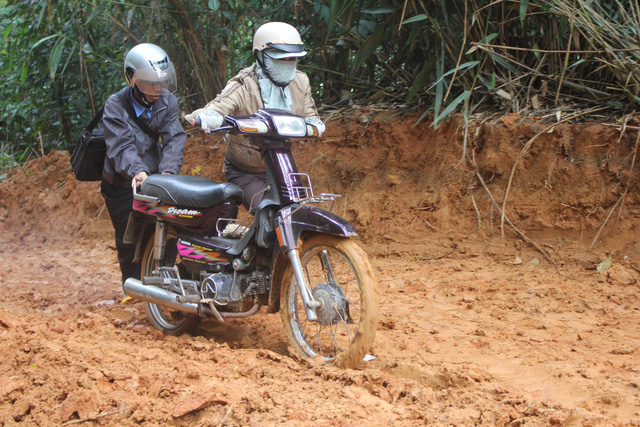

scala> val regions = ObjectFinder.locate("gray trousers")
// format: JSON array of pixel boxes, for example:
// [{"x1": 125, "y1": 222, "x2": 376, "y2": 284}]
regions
[{"x1": 224, "y1": 158, "x2": 267, "y2": 210}]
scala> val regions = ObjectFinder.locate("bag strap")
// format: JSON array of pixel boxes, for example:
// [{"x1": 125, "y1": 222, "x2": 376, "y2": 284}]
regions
[
  {"x1": 85, "y1": 107, "x2": 104, "y2": 132},
  {"x1": 116, "y1": 91, "x2": 159, "y2": 140}
]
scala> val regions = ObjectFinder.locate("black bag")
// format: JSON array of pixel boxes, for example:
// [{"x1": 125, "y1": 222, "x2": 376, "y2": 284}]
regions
[
  {"x1": 70, "y1": 107, "x2": 105, "y2": 181},
  {"x1": 70, "y1": 92, "x2": 158, "y2": 182}
]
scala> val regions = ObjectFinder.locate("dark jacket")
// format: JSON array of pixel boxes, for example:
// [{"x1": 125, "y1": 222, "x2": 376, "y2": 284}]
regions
[{"x1": 102, "y1": 87, "x2": 186, "y2": 187}]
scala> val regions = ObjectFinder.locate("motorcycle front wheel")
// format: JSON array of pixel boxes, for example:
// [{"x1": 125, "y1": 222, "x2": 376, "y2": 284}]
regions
[
  {"x1": 140, "y1": 230, "x2": 201, "y2": 335},
  {"x1": 280, "y1": 235, "x2": 379, "y2": 368}
]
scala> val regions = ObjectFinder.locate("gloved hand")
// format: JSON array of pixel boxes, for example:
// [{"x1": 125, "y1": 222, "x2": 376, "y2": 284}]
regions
[
  {"x1": 305, "y1": 117, "x2": 325, "y2": 137},
  {"x1": 195, "y1": 110, "x2": 223, "y2": 133}
]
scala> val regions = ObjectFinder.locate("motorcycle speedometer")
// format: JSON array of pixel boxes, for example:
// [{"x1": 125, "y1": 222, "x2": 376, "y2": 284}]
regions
[{"x1": 273, "y1": 115, "x2": 307, "y2": 137}]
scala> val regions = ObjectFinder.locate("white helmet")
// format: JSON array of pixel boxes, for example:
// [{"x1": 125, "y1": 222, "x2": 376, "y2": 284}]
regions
[
  {"x1": 252, "y1": 22, "x2": 307, "y2": 60},
  {"x1": 124, "y1": 43, "x2": 177, "y2": 100}
]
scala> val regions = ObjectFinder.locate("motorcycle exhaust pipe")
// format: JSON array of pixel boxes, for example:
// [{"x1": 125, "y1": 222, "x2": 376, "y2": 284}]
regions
[{"x1": 123, "y1": 278, "x2": 199, "y2": 314}]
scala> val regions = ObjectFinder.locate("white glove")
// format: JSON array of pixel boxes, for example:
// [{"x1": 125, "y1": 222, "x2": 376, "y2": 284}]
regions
[
  {"x1": 196, "y1": 110, "x2": 223, "y2": 132},
  {"x1": 305, "y1": 117, "x2": 325, "y2": 137}
]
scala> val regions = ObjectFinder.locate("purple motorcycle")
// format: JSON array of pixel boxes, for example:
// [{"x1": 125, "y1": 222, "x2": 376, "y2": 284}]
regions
[{"x1": 123, "y1": 109, "x2": 379, "y2": 367}]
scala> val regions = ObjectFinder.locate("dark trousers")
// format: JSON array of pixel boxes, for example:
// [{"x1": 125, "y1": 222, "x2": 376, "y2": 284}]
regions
[
  {"x1": 224, "y1": 158, "x2": 267, "y2": 210},
  {"x1": 101, "y1": 179, "x2": 140, "y2": 284}
]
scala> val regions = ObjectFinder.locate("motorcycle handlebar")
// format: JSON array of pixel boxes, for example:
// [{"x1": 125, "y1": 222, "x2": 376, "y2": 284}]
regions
[
  {"x1": 192, "y1": 116, "x2": 232, "y2": 133},
  {"x1": 191, "y1": 109, "x2": 317, "y2": 138}
]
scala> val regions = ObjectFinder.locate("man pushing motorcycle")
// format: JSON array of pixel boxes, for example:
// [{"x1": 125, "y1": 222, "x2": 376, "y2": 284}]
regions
[{"x1": 101, "y1": 43, "x2": 186, "y2": 289}]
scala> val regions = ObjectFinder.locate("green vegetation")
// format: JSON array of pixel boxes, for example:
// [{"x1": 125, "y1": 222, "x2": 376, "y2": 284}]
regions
[{"x1": 1, "y1": 0, "x2": 638, "y2": 168}]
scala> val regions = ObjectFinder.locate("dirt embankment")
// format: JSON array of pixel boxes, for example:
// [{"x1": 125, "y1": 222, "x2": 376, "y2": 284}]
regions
[{"x1": 0, "y1": 109, "x2": 639, "y2": 425}]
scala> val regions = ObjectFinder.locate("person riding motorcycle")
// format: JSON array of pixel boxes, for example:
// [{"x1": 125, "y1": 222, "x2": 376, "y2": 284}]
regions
[
  {"x1": 185, "y1": 22, "x2": 325, "y2": 210},
  {"x1": 101, "y1": 43, "x2": 186, "y2": 287}
]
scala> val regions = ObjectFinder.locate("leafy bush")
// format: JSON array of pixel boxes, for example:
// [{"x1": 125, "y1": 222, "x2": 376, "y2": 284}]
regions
[{"x1": 1, "y1": 0, "x2": 638, "y2": 171}]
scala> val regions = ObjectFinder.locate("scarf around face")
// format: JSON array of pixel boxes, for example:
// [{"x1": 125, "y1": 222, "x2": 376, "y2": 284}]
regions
[{"x1": 257, "y1": 57, "x2": 298, "y2": 111}]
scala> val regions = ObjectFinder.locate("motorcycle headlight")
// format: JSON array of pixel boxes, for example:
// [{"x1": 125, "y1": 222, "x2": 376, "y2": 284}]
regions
[
  {"x1": 236, "y1": 119, "x2": 269, "y2": 134},
  {"x1": 273, "y1": 115, "x2": 307, "y2": 137}
]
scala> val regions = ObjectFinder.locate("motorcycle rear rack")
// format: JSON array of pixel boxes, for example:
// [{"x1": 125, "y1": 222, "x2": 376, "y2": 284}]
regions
[
  {"x1": 285, "y1": 173, "x2": 342, "y2": 210},
  {"x1": 215, "y1": 173, "x2": 342, "y2": 238}
]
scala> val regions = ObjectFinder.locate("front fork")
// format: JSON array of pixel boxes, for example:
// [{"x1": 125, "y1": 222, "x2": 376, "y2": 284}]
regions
[
  {"x1": 276, "y1": 217, "x2": 321, "y2": 322},
  {"x1": 285, "y1": 248, "x2": 321, "y2": 322}
]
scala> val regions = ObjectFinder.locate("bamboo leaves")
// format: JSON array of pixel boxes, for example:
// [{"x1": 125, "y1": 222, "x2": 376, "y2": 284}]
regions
[
  {"x1": 520, "y1": 0, "x2": 529, "y2": 24},
  {"x1": 363, "y1": 7, "x2": 395, "y2": 15},
  {"x1": 2, "y1": 0, "x2": 640, "y2": 167},
  {"x1": 351, "y1": 23, "x2": 386, "y2": 73},
  {"x1": 428, "y1": 61, "x2": 480, "y2": 92},
  {"x1": 29, "y1": 34, "x2": 59, "y2": 52},
  {"x1": 49, "y1": 37, "x2": 66, "y2": 81},
  {"x1": 402, "y1": 14, "x2": 428, "y2": 25},
  {"x1": 86, "y1": 2, "x2": 108, "y2": 25},
  {"x1": 408, "y1": 57, "x2": 436, "y2": 101},
  {"x1": 434, "y1": 90, "x2": 471, "y2": 129}
]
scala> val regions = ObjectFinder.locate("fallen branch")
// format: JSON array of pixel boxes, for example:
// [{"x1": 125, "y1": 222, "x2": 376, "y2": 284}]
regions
[
  {"x1": 476, "y1": 171, "x2": 554, "y2": 263},
  {"x1": 470, "y1": 190, "x2": 482, "y2": 231},
  {"x1": 63, "y1": 411, "x2": 118, "y2": 425},
  {"x1": 470, "y1": 41, "x2": 640, "y2": 54},
  {"x1": 590, "y1": 195, "x2": 623, "y2": 249},
  {"x1": 218, "y1": 405, "x2": 233, "y2": 427},
  {"x1": 555, "y1": 0, "x2": 579, "y2": 106}
]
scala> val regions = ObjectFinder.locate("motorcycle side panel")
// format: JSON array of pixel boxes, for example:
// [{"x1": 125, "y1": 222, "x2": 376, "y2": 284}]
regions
[
  {"x1": 177, "y1": 235, "x2": 233, "y2": 273},
  {"x1": 133, "y1": 199, "x2": 238, "y2": 232}
]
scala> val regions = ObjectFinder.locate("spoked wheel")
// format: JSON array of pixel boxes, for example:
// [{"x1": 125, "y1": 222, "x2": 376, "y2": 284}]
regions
[
  {"x1": 280, "y1": 235, "x2": 379, "y2": 368},
  {"x1": 141, "y1": 230, "x2": 201, "y2": 335}
]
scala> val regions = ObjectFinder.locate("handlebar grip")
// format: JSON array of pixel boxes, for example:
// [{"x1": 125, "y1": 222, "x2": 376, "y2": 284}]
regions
[{"x1": 192, "y1": 116, "x2": 232, "y2": 132}]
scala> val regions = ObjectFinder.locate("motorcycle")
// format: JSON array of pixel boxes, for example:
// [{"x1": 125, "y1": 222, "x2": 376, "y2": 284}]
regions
[{"x1": 123, "y1": 108, "x2": 379, "y2": 368}]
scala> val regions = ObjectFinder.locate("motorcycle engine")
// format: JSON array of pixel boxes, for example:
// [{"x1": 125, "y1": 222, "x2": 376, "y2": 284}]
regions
[{"x1": 200, "y1": 271, "x2": 267, "y2": 305}]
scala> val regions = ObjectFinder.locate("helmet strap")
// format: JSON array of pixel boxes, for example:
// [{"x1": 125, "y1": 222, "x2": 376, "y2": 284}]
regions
[{"x1": 133, "y1": 84, "x2": 153, "y2": 107}]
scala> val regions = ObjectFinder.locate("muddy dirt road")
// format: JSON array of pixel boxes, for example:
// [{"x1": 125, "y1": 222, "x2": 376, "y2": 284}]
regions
[{"x1": 1, "y1": 110, "x2": 639, "y2": 425}]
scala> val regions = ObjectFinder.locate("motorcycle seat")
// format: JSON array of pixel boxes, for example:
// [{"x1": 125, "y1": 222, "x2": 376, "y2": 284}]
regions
[{"x1": 141, "y1": 174, "x2": 243, "y2": 207}]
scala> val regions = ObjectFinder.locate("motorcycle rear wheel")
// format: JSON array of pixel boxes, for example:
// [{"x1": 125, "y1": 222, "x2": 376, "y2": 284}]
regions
[
  {"x1": 280, "y1": 235, "x2": 379, "y2": 368},
  {"x1": 141, "y1": 230, "x2": 201, "y2": 335}
]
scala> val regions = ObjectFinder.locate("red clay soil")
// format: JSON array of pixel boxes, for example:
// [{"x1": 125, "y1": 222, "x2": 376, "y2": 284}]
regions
[{"x1": 0, "y1": 108, "x2": 639, "y2": 425}]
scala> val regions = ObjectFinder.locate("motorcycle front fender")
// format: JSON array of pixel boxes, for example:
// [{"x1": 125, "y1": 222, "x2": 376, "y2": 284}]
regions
[
  {"x1": 275, "y1": 204, "x2": 356, "y2": 252},
  {"x1": 266, "y1": 205, "x2": 357, "y2": 314}
]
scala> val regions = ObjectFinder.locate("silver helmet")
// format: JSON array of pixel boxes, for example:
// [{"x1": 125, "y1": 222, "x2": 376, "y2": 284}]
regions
[{"x1": 124, "y1": 43, "x2": 177, "y2": 99}]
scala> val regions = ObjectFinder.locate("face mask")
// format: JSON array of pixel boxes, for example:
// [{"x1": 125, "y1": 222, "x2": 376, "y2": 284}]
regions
[{"x1": 262, "y1": 56, "x2": 297, "y2": 85}]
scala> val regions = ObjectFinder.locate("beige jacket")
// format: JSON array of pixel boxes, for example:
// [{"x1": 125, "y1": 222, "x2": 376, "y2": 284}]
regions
[{"x1": 186, "y1": 63, "x2": 320, "y2": 173}]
